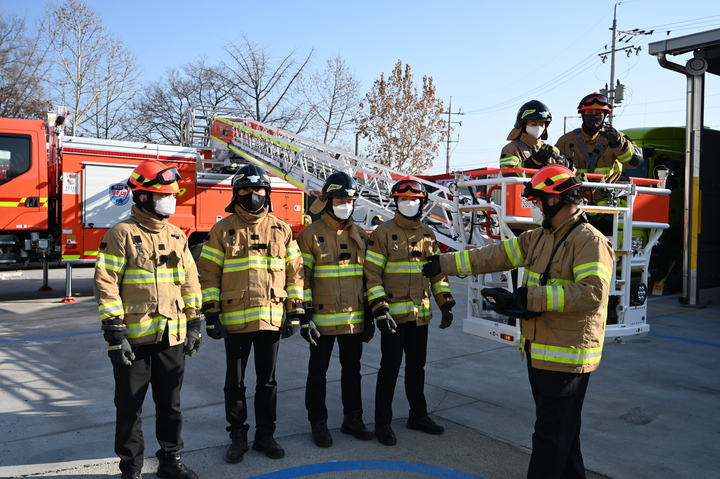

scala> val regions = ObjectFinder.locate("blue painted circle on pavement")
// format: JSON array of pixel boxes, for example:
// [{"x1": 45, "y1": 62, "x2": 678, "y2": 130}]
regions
[{"x1": 248, "y1": 460, "x2": 482, "y2": 478}]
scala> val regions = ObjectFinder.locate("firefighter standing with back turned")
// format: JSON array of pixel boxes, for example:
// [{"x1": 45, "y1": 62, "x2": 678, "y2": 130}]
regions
[
  {"x1": 198, "y1": 164, "x2": 304, "y2": 463},
  {"x1": 423, "y1": 165, "x2": 614, "y2": 479},
  {"x1": 296, "y1": 171, "x2": 375, "y2": 448},
  {"x1": 365, "y1": 176, "x2": 456, "y2": 446},
  {"x1": 95, "y1": 160, "x2": 202, "y2": 479}
]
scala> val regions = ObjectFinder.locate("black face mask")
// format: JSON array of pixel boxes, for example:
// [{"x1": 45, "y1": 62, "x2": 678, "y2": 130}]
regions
[
  {"x1": 238, "y1": 192, "x2": 267, "y2": 213},
  {"x1": 581, "y1": 113, "x2": 605, "y2": 135}
]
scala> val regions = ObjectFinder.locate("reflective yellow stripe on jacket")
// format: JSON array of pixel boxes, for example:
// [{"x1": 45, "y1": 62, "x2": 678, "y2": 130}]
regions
[{"x1": 530, "y1": 342, "x2": 603, "y2": 367}]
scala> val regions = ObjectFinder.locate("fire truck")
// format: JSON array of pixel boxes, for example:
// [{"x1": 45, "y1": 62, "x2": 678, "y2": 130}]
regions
[
  {"x1": 0, "y1": 110, "x2": 304, "y2": 272},
  {"x1": 182, "y1": 110, "x2": 671, "y2": 345}
]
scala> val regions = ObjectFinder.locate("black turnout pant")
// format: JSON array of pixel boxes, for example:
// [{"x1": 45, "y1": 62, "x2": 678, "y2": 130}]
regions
[
  {"x1": 224, "y1": 330, "x2": 280, "y2": 439},
  {"x1": 527, "y1": 353, "x2": 591, "y2": 479},
  {"x1": 113, "y1": 336, "x2": 185, "y2": 474},
  {"x1": 305, "y1": 332, "x2": 364, "y2": 423},
  {"x1": 374, "y1": 321, "x2": 429, "y2": 426}
]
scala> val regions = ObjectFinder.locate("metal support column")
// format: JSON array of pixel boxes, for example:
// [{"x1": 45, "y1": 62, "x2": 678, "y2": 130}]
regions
[{"x1": 683, "y1": 70, "x2": 705, "y2": 306}]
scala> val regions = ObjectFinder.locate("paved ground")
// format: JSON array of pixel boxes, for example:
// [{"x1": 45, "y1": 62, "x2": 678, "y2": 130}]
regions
[{"x1": 1, "y1": 265, "x2": 719, "y2": 479}]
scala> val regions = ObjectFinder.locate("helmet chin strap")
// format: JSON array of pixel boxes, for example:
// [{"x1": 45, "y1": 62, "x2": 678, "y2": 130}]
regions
[{"x1": 540, "y1": 195, "x2": 566, "y2": 229}]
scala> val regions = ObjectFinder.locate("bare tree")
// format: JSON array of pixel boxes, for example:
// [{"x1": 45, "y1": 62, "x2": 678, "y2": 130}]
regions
[
  {"x1": 39, "y1": 0, "x2": 141, "y2": 137},
  {"x1": 126, "y1": 59, "x2": 234, "y2": 144},
  {"x1": 84, "y1": 39, "x2": 142, "y2": 139},
  {"x1": 357, "y1": 60, "x2": 447, "y2": 173},
  {"x1": 0, "y1": 11, "x2": 50, "y2": 118},
  {"x1": 303, "y1": 54, "x2": 361, "y2": 145},
  {"x1": 220, "y1": 34, "x2": 314, "y2": 131}
]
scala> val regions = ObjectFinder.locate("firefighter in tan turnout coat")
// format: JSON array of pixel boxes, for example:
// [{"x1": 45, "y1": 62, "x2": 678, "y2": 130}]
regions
[
  {"x1": 95, "y1": 160, "x2": 201, "y2": 479},
  {"x1": 296, "y1": 171, "x2": 375, "y2": 448},
  {"x1": 423, "y1": 165, "x2": 614, "y2": 479},
  {"x1": 365, "y1": 176, "x2": 456, "y2": 446},
  {"x1": 198, "y1": 164, "x2": 304, "y2": 463}
]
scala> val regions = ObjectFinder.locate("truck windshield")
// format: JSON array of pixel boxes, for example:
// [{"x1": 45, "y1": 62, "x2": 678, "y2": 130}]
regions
[{"x1": 0, "y1": 135, "x2": 31, "y2": 185}]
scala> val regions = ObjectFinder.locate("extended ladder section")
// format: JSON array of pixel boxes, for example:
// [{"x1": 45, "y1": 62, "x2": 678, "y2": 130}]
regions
[
  {"x1": 182, "y1": 109, "x2": 467, "y2": 250},
  {"x1": 182, "y1": 109, "x2": 671, "y2": 345}
]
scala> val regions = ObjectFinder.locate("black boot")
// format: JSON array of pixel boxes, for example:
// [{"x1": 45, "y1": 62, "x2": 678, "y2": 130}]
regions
[
  {"x1": 252, "y1": 435, "x2": 285, "y2": 459},
  {"x1": 225, "y1": 425, "x2": 249, "y2": 463},
  {"x1": 121, "y1": 473, "x2": 141, "y2": 479},
  {"x1": 407, "y1": 415, "x2": 444, "y2": 435},
  {"x1": 341, "y1": 411, "x2": 373, "y2": 440},
  {"x1": 310, "y1": 420, "x2": 333, "y2": 448},
  {"x1": 155, "y1": 451, "x2": 198, "y2": 479},
  {"x1": 374, "y1": 424, "x2": 397, "y2": 446}
]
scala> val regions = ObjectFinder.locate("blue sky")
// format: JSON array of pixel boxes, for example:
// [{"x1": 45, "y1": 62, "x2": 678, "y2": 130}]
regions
[{"x1": 3, "y1": 0, "x2": 719, "y2": 174}]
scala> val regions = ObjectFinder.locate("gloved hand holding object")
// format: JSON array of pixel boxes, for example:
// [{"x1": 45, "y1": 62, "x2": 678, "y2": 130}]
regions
[
  {"x1": 281, "y1": 311, "x2": 302, "y2": 338},
  {"x1": 373, "y1": 307, "x2": 397, "y2": 335},
  {"x1": 204, "y1": 311, "x2": 228, "y2": 340},
  {"x1": 422, "y1": 255, "x2": 442, "y2": 278},
  {"x1": 102, "y1": 318, "x2": 135, "y2": 367},
  {"x1": 481, "y1": 287, "x2": 540, "y2": 320},
  {"x1": 300, "y1": 314, "x2": 320, "y2": 346},
  {"x1": 184, "y1": 319, "x2": 202, "y2": 356},
  {"x1": 599, "y1": 126, "x2": 622, "y2": 148}
]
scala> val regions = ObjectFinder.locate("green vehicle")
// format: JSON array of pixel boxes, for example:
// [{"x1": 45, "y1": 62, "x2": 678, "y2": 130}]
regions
[{"x1": 622, "y1": 126, "x2": 719, "y2": 295}]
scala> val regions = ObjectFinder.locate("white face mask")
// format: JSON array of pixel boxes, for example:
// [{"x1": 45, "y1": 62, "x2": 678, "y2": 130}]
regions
[
  {"x1": 154, "y1": 195, "x2": 176, "y2": 216},
  {"x1": 332, "y1": 203, "x2": 353, "y2": 221},
  {"x1": 526, "y1": 125, "x2": 545, "y2": 139},
  {"x1": 397, "y1": 199, "x2": 421, "y2": 218}
]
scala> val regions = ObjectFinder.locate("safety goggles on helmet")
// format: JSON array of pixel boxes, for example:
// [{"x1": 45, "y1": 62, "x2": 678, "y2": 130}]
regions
[
  {"x1": 578, "y1": 93, "x2": 611, "y2": 112},
  {"x1": 391, "y1": 177, "x2": 427, "y2": 198},
  {"x1": 128, "y1": 161, "x2": 181, "y2": 194},
  {"x1": 148, "y1": 167, "x2": 181, "y2": 186}
]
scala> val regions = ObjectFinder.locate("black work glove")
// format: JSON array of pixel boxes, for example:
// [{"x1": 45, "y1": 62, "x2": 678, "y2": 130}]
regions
[
  {"x1": 300, "y1": 314, "x2": 320, "y2": 346},
  {"x1": 281, "y1": 311, "x2": 302, "y2": 338},
  {"x1": 204, "y1": 312, "x2": 228, "y2": 340},
  {"x1": 103, "y1": 329, "x2": 134, "y2": 367},
  {"x1": 184, "y1": 319, "x2": 202, "y2": 357},
  {"x1": 361, "y1": 308, "x2": 375, "y2": 343},
  {"x1": 530, "y1": 144, "x2": 555, "y2": 166},
  {"x1": 374, "y1": 307, "x2": 397, "y2": 335},
  {"x1": 555, "y1": 153, "x2": 572, "y2": 169},
  {"x1": 102, "y1": 319, "x2": 134, "y2": 367},
  {"x1": 481, "y1": 287, "x2": 539, "y2": 320},
  {"x1": 439, "y1": 307, "x2": 454, "y2": 329},
  {"x1": 422, "y1": 255, "x2": 442, "y2": 279},
  {"x1": 599, "y1": 126, "x2": 622, "y2": 148}
]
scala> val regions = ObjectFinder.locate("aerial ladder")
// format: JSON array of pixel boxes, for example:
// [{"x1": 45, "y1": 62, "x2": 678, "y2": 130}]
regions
[{"x1": 182, "y1": 108, "x2": 671, "y2": 345}]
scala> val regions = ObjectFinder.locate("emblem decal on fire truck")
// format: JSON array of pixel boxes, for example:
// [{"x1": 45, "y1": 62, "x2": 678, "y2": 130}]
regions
[{"x1": 109, "y1": 181, "x2": 131, "y2": 206}]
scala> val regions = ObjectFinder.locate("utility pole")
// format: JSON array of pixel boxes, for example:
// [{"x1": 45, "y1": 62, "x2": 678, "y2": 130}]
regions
[
  {"x1": 598, "y1": 2, "x2": 652, "y2": 125},
  {"x1": 442, "y1": 96, "x2": 463, "y2": 173}
]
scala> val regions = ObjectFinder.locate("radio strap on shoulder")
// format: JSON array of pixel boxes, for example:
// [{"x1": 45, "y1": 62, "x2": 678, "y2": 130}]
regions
[{"x1": 539, "y1": 216, "x2": 587, "y2": 286}]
